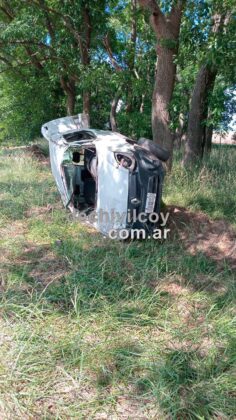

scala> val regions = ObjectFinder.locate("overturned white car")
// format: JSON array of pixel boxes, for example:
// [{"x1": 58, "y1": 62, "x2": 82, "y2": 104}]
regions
[{"x1": 41, "y1": 114, "x2": 169, "y2": 237}]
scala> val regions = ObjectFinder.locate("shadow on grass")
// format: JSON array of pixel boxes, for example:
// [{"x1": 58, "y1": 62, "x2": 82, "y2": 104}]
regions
[
  {"x1": 1, "y1": 144, "x2": 235, "y2": 418},
  {"x1": 96, "y1": 342, "x2": 143, "y2": 387},
  {"x1": 135, "y1": 345, "x2": 235, "y2": 419},
  {"x1": 2, "y1": 217, "x2": 235, "y2": 317},
  {"x1": 1, "y1": 218, "x2": 235, "y2": 418}
]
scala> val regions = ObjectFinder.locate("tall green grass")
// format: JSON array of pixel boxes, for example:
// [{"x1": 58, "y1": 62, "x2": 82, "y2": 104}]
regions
[
  {"x1": 165, "y1": 145, "x2": 236, "y2": 225},
  {"x1": 0, "y1": 145, "x2": 235, "y2": 419}
]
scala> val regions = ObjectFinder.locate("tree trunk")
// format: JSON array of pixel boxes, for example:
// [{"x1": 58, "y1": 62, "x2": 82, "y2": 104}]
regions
[
  {"x1": 126, "y1": 0, "x2": 137, "y2": 113},
  {"x1": 76, "y1": 2, "x2": 92, "y2": 126},
  {"x1": 183, "y1": 65, "x2": 217, "y2": 165},
  {"x1": 139, "y1": 0, "x2": 185, "y2": 171},
  {"x1": 110, "y1": 94, "x2": 120, "y2": 131},
  {"x1": 205, "y1": 124, "x2": 213, "y2": 154},
  {"x1": 60, "y1": 77, "x2": 76, "y2": 115},
  {"x1": 174, "y1": 113, "x2": 185, "y2": 149},
  {"x1": 152, "y1": 46, "x2": 176, "y2": 162},
  {"x1": 183, "y1": 12, "x2": 227, "y2": 165},
  {"x1": 66, "y1": 89, "x2": 76, "y2": 116},
  {"x1": 83, "y1": 91, "x2": 90, "y2": 126},
  {"x1": 140, "y1": 94, "x2": 145, "y2": 113}
]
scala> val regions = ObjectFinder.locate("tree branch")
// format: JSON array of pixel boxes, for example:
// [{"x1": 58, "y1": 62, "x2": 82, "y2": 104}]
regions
[
  {"x1": 81, "y1": 5, "x2": 91, "y2": 65},
  {"x1": 0, "y1": 4, "x2": 14, "y2": 20},
  {"x1": 168, "y1": 0, "x2": 186, "y2": 38},
  {"x1": 24, "y1": 0, "x2": 83, "y2": 47},
  {"x1": 24, "y1": 46, "x2": 44, "y2": 70},
  {"x1": 60, "y1": 76, "x2": 76, "y2": 95},
  {"x1": 38, "y1": 0, "x2": 55, "y2": 40},
  {"x1": 103, "y1": 35, "x2": 123, "y2": 72},
  {"x1": 138, "y1": 0, "x2": 163, "y2": 17},
  {"x1": 129, "y1": 0, "x2": 137, "y2": 71},
  {"x1": 138, "y1": 0, "x2": 167, "y2": 38},
  {"x1": 0, "y1": 57, "x2": 34, "y2": 78},
  {"x1": 0, "y1": 40, "x2": 51, "y2": 48},
  {"x1": 0, "y1": 55, "x2": 13, "y2": 66}
]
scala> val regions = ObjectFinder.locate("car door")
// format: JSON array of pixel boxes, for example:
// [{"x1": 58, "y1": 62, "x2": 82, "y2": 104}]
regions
[{"x1": 95, "y1": 140, "x2": 129, "y2": 235}]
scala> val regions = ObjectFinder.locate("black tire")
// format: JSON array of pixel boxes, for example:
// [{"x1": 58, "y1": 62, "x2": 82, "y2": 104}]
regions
[{"x1": 138, "y1": 138, "x2": 170, "y2": 162}]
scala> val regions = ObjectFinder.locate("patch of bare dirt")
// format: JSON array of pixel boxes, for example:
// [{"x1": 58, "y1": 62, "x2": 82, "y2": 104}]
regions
[
  {"x1": 0, "y1": 221, "x2": 26, "y2": 274},
  {"x1": 25, "y1": 201, "x2": 64, "y2": 220},
  {"x1": 93, "y1": 385, "x2": 159, "y2": 420},
  {"x1": 161, "y1": 281, "x2": 191, "y2": 297},
  {"x1": 0, "y1": 220, "x2": 26, "y2": 240},
  {"x1": 25, "y1": 204, "x2": 53, "y2": 218},
  {"x1": 111, "y1": 396, "x2": 159, "y2": 419},
  {"x1": 16, "y1": 243, "x2": 70, "y2": 286},
  {"x1": 2, "y1": 144, "x2": 49, "y2": 164},
  {"x1": 28, "y1": 144, "x2": 49, "y2": 165},
  {"x1": 168, "y1": 205, "x2": 236, "y2": 270},
  {"x1": 1, "y1": 242, "x2": 70, "y2": 292}
]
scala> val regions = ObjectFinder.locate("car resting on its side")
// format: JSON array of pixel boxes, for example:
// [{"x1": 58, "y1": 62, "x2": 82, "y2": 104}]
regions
[{"x1": 41, "y1": 114, "x2": 169, "y2": 237}]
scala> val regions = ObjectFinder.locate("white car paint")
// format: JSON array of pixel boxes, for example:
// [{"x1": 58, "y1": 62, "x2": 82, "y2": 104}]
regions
[{"x1": 41, "y1": 114, "x2": 132, "y2": 235}]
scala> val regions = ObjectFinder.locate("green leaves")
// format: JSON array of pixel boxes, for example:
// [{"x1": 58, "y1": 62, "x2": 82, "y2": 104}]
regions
[{"x1": 0, "y1": 0, "x2": 235, "y2": 141}]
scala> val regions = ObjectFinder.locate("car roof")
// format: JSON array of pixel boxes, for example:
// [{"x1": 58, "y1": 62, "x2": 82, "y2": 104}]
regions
[{"x1": 41, "y1": 115, "x2": 136, "y2": 154}]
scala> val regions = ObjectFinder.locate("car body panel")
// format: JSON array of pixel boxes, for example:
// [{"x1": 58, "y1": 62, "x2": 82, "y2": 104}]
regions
[
  {"x1": 42, "y1": 114, "x2": 164, "y2": 236},
  {"x1": 95, "y1": 140, "x2": 129, "y2": 233}
]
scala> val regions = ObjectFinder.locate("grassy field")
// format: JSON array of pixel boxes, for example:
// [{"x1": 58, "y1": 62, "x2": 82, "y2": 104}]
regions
[{"x1": 0, "y1": 144, "x2": 235, "y2": 419}]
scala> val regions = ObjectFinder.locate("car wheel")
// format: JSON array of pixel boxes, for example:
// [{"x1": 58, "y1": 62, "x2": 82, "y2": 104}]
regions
[{"x1": 138, "y1": 138, "x2": 170, "y2": 162}]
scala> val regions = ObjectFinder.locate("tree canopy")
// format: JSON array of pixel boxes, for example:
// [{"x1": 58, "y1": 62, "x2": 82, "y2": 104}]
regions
[{"x1": 0, "y1": 0, "x2": 235, "y2": 165}]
